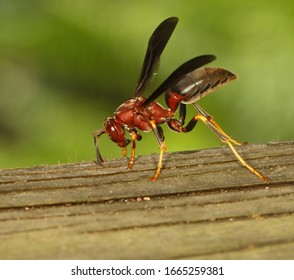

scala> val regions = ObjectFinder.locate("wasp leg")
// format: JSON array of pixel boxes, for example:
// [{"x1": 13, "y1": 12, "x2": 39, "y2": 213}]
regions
[
  {"x1": 149, "y1": 121, "x2": 167, "y2": 181},
  {"x1": 122, "y1": 147, "x2": 127, "y2": 157},
  {"x1": 128, "y1": 131, "x2": 137, "y2": 169},
  {"x1": 196, "y1": 113, "x2": 269, "y2": 183},
  {"x1": 167, "y1": 107, "x2": 269, "y2": 183},
  {"x1": 127, "y1": 129, "x2": 142, "y2": 169},
  {"x1": 193, "y1": 103, "x2": 245, "y2": 146}
]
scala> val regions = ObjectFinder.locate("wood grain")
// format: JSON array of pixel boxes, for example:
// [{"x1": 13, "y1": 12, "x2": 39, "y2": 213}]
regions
[{"x1": 0, "y1": 141, "x2": 293, "y2": 259}]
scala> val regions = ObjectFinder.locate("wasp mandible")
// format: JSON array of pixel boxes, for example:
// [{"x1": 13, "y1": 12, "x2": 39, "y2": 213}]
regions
[{"x1": 93, "y1": 17, "x2": 269, "y2": 183}]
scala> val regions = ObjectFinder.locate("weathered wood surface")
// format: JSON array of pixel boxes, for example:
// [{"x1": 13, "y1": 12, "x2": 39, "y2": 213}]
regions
[{"x1": 0, "y1": 141, "x2": 293, "y2": 260}]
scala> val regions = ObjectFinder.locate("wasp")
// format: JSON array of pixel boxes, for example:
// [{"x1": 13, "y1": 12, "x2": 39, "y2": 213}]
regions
[{"x1": 93, "y1": 17, "x2": 269, "y2": 183}]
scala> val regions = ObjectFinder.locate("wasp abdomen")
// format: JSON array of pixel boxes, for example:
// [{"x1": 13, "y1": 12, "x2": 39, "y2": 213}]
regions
[{"x1": 170, "y1": 67, "x2": 238, "y2": 104}]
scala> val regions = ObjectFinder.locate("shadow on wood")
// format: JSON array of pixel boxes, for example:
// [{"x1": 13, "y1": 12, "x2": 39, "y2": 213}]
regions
[{"x1": 0, "y1": 141, "x2": 294, "y2": 259}]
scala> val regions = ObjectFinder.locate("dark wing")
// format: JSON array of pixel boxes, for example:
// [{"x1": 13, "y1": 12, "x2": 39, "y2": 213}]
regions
[
  {"x1": 143, "y1": 54, "x2": 216, "y2": 105},
  {"x1": 134, "y1": 17, "x2": 178, "y2": 96}
]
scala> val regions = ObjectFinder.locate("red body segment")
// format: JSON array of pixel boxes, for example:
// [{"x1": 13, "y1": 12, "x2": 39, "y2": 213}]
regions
[{"x1": 107, "y1": 97, "x2": 174, "y2": 147}]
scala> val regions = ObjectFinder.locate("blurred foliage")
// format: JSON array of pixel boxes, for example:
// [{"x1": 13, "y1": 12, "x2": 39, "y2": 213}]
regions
[{"x1": 0, "y1": 0, "x2": 293, "y2": 168}]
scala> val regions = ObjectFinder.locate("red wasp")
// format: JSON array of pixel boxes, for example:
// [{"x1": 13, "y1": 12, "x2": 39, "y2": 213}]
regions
[{"x1": 93, "y1": 17, "x2": 269, "y2": 183}]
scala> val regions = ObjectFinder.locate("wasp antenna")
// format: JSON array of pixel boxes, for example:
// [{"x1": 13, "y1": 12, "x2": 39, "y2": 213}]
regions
[{"x1": 92, "y1": 130, "x2": 106, "y2": 165}]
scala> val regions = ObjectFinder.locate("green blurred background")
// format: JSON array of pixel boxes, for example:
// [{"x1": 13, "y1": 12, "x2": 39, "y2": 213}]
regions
[{"x1": 0, "y1": 0, "x2": 293, "y2": 169}]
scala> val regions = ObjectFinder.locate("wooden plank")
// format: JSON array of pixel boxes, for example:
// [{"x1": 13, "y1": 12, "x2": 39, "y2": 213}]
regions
[{"x1": 0, "y1": 141, "x2": 293, "y2": 259}]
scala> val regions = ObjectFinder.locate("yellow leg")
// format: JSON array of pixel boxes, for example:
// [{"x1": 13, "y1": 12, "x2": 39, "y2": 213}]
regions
[
  {"x1": 122, "y1": 147, "x2": 127, "y2": 157},
  {"x1": 149, "y1": 120, "x2": 167, "y2": 181},
  {"x1": 226, "y1": 141, "x2": 269, "y2": 183},
  {"x1": 193, "y1": 103, "x2": 245, "y2": 145},
  {"x1": 149, "y1": 141, "x2": 167, "y2": 181},
  {"x1": 194, "y1": 114, "x2": 269, "y2": 183},
  {"x1": 128, "y1": 131, "x2": 137, "y2": 169},
  {"x1": 206, "y1": 116, "x2": 245, "y2": 146}
]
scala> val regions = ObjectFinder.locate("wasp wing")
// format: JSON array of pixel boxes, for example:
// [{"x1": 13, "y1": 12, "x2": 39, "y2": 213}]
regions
[
  {"x1": 143, "y1": 54, "x2": 216, "y2": 105},
  {"x1": 134, "y1": 17, "x2": 178, "y2": 96}
]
